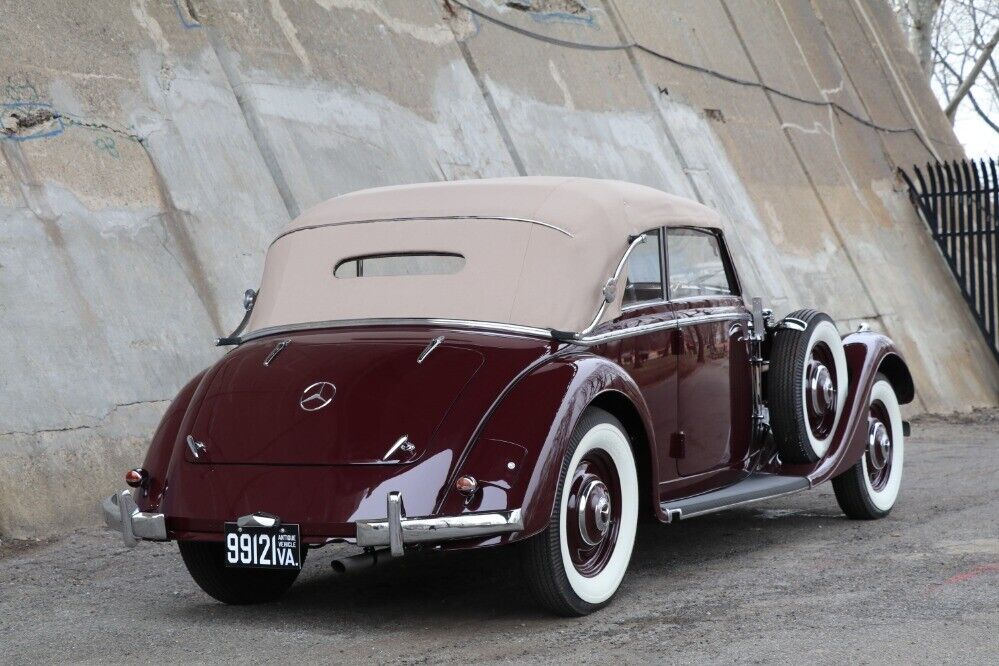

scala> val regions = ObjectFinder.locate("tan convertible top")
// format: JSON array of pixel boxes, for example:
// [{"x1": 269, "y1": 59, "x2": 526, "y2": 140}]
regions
[{"x1": 246, "y1": 177, "x2": 722, "y2": 335}]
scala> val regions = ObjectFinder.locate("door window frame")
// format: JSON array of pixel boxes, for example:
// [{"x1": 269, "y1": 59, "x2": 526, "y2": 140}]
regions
[
  {"x1": 664, "y1": 226, "x2": 742, "y2": 303},
  {"x1": 620, "y1": 227, "x2": 669, "y2": 312}
]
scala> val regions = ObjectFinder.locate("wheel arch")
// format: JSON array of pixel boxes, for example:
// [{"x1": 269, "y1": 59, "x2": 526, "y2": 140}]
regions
[
  {"x1": 589, "y1": 390, "x2": 655, "y2": 516},
  {"x1": 445, "y1": 353, "x2": 658, "y2": 542},
  {"x1": 877, "y1": 352, "x2": 915, "y2": 405},
  {"x1": 788, "y1": 331, "x2": 913, "y2": 486}
]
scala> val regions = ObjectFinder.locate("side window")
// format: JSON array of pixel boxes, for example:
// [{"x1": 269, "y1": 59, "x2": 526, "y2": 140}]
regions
[
  {"x1": 666, "y1": 229, "x2": 735, "y2": 299},
  {"x1": 622, "y1": 229, "x2": 664, "y2": 306}
]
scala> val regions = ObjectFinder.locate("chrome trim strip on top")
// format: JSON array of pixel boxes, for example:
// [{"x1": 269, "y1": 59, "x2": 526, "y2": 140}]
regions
[
  {"x1": 237, "y1": 318, "x2": 555, "y2": 344},
  {"x1": 572, "y1": 311, "x2": 751, "y2": 347},
  {"x1": 620, "y1": 298, "x2": 668, "y2": 313},
  {"x1": 270, "y1": 215, "x2": 574, "y2": 246}
]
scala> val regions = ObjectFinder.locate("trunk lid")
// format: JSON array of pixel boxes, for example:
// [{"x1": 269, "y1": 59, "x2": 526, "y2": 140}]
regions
[{"x1": 190, "y1": 331, "x2": 484, "y2": 465}]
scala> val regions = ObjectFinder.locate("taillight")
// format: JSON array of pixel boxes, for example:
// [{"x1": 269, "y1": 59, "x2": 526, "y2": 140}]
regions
[
  {"x1": 125, "y1": 468, "x2": 147, "y2": 488},
  {"x1": 455, "y1": 475, "x2": 478, "y2": 496}
]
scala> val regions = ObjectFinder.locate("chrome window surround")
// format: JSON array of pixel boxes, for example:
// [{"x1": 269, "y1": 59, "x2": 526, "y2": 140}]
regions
[
  {"x1": 577, "y1": 233, "x2": 649, "y2": 338},
  {"x1": 270, "y1": 215, "x2": 574, "y2": 246},
  {"x1": 572, "y1": 311, "x2": 751, "y2": 346}
]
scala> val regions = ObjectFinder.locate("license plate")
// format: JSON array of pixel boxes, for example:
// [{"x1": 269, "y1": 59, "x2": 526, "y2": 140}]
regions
[{"x1": 223, "y1": 522, "x2": 301, "y2": 569}]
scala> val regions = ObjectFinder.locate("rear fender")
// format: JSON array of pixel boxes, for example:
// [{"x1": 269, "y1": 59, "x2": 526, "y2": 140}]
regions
[
  {"x1": 438, "y1": 353, "x2": 656, "y2": 542},
  {"x1": 136, "y1": 369, "x2": 208, "y2": 512},
  {"x1": 773, "y1": 332, "x2": 913, "y2": 484}
]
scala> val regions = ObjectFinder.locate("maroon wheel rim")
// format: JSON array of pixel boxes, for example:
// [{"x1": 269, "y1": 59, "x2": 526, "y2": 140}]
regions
[
  {"x1": 564, "y1": 450, "x2": 621, "y2": 578},
  {"x1": 804, "y1": 341, "x2": 838, "y2": 440},
  {"x1": 865, "y1": 400, "x2": 894, "y2": 491}
]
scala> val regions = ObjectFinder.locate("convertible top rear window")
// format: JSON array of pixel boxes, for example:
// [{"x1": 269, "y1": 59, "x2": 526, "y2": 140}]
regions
[{"x1": 334, "y1": 252, "x2": 465, "y2": 278}]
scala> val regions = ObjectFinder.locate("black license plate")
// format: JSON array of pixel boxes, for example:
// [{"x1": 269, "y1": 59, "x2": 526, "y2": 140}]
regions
[{"x1": 223, "y1": 522, "x2": 301, "y2": 569}]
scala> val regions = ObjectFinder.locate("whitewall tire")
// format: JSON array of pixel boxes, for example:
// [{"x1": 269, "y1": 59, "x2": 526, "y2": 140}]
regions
[
  {"x1": 832, "y1": 375, "x2": 905, "y2": 519},
  {"x1": 521, "y1": 407, "x2": 639, "y2": 616}
]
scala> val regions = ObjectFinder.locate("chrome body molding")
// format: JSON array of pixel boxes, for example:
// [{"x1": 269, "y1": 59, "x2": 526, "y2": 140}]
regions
[
  {"x1": 238, "y1": 318, "x2": 555, "y2": 344},
  {"x1": 356, "y1": 491, "x2": 524, "y2": 554},
  {"x1": 271, "y1": 215, "x2": 574, "y2": 246},
  {"x1": 670, "y1": 484, "x2": 811, "y2": 521},
  {"x1": 237, "y1": 311, "x2": 751, "y2": 348},
  {"x1": 572, "y1": 311, "x2": 752, "y2": 346},
  {"x1": 100, "y1": 490, "x2": 167, "y2": 547}
]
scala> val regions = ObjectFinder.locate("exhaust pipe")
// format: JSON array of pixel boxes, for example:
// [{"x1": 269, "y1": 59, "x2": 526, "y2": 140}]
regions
[{"x1": 331, "y1": 547, "x2": 390, "y2": 574}]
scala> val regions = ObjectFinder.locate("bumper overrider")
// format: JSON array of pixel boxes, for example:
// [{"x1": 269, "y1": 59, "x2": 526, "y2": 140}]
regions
[
  {"x1": 100, "y1": 490, "x2": 167, "y2": 546},
  {"x1": 355, "y1": 491, "x2": 523, "y2": 555},
  {"x1": 101, "y1": 489, "x2": 523, "y2": 553}
]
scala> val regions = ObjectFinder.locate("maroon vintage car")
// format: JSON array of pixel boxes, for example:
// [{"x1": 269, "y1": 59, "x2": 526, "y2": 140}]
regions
[{"x1": 102, "y1": 177, "x2": 911, "y2": 615}]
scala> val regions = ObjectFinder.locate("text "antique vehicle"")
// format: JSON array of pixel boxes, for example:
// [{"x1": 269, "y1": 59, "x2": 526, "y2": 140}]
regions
[{"x1": 102, "y1": 177, "x2": 912, "y2": 615}]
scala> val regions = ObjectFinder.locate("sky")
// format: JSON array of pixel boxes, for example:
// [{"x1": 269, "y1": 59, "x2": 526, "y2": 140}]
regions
[{"x1": 952, "y1": 101, "x2": 999, "y2": 158}]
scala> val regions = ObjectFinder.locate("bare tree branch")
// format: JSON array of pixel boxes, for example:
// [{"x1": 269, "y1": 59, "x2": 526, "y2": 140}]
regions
[
  {"x1": 967, "y1": 90, "x2": 999, "y2": 135},
  {"x1": 944, "y1": 26, "x2": 999, "y2": 120},
  {"x1": 935, "y1": 43, "x2": 999, "y2": 136}
]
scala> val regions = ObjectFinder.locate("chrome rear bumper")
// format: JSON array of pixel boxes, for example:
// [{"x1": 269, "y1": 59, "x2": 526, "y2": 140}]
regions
[
  {"x1": 100, "y1": 489, "x2": 167, "y2": 546},
  {"x1": 355, "y1": 491, "x2": 523, "y2": 556},
  {"x1": 100, "y1": 489, "x2": 521, "y2": 552}
]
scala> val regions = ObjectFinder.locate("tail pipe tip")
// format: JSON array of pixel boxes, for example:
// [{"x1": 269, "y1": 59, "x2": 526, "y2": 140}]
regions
[{"x1": 331, "y1": 547, "x2": 391, "y2": 574}]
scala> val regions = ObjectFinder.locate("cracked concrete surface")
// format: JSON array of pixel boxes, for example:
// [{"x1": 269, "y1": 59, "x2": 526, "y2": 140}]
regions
[
  {"x1": 1, "y1": 0, "x2": 997, "y2": 539},
  {"x1": 1, "y1": 412, "x2": 996, "y2": 664}
]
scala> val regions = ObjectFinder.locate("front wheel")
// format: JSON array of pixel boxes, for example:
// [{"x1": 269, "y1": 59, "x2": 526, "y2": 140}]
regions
[
  {"x1": 179, "y1": 540, "x2": 301, "y2": 604},
  {"x1": 520, "y1": 408, "x2": 639, "y2": 616},
  {"x1": 832, "y1": 374, "x2": 905, "y2": 519}
]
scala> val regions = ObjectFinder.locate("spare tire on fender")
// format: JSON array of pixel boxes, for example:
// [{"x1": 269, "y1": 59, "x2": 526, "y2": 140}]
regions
[{"x1": 768, "y1": 309, "x2": 848, "y2": 464}]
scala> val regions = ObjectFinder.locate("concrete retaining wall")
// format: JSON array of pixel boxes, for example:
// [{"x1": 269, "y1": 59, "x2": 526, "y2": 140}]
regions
[{"x1": 2, "y1": 0, "x2": 996, "y2": 538}]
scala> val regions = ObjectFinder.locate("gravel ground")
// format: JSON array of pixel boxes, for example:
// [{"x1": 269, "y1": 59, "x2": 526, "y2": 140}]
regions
[{"x1": 1, "y1": 411, "x2": 997, "y2": 665}]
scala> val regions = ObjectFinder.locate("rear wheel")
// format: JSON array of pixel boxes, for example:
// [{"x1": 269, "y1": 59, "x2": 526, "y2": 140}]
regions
[
  {"x1": 832, "y1": 375, "x2": 904, "y2": 519},
  {"x1": 520, "y1": 408, "x2": 639, "y2": 616},
  {"x1": 769, "y1": 309, "x2": 848, "y2": 463},
  {"x1": 179, "y1": 540, "x2": 301, "y2": 604}
]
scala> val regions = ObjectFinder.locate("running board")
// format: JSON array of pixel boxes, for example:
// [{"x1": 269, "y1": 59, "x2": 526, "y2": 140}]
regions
[{"x1": 661, "y1": 473, "x2": 811, "y2": 522}]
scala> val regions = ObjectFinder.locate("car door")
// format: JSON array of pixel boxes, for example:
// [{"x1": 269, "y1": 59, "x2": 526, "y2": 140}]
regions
[
  {"x1": 666, "y1": 228, "x2": 753, "y2": 478},
  {"x1": 615, "y1": 229, "x2": 679, "y2": 482}
]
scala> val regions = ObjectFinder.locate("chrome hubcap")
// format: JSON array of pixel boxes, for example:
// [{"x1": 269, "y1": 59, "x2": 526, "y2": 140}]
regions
[
  {"x1": 807, "y1": 361, "x2": 836, "y2": 415},
  {"x1": 867, "y1": 421, "x2": 891, "y2": 471},
  {"x1": 578, "y1": 479, "x2": 612, "y2": 547}
]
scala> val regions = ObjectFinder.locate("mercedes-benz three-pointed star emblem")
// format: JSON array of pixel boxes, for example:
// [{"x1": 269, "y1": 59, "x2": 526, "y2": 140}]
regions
[{"x1": 299, "y1": 381, "x2": 336, "y2": 411}]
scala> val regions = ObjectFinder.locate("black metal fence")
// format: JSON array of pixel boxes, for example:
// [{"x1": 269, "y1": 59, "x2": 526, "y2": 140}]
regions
[{"x1": 900, "y1": 159, "x2": 999, "y2": 364}]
